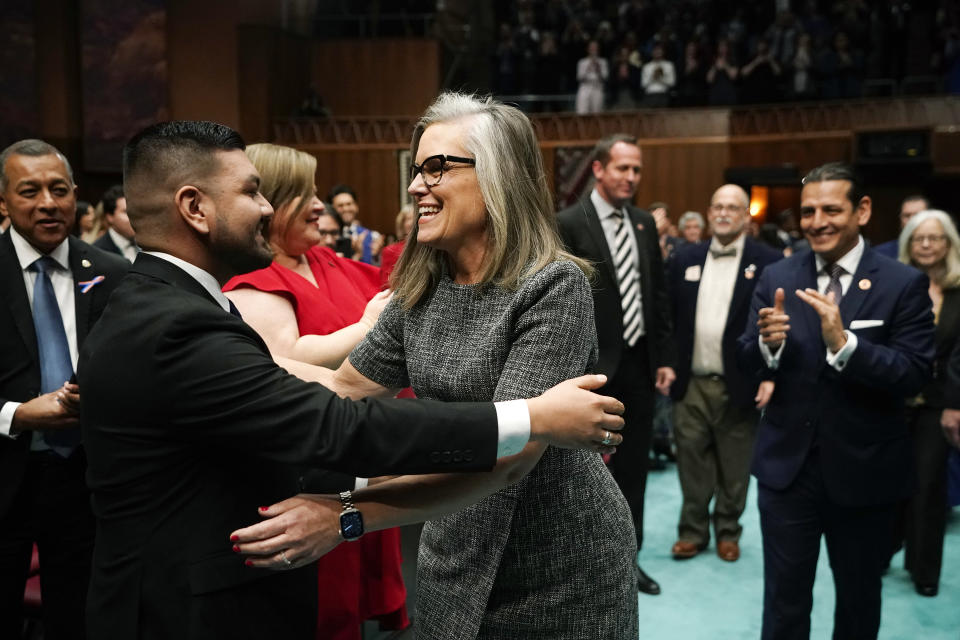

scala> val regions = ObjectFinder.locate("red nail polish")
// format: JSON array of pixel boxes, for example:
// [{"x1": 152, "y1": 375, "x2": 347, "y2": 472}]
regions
[
  {"x1": 259, "y1": 506, "x2": 268, "y2": 512},
  {"x1": 230, "y1": 534, "x2": 239, "y2": 541},
  {"x1": 244, "y1": 559, "x2": 253, "y2": 567},
  {"x1": 232, "y1": 545, "x2": 240, "y2": 553}
]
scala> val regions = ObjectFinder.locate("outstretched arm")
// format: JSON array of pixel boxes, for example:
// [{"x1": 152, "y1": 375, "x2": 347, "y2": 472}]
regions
[
  {"x1": 232, "y1": 263, "x2": 621, "y2": 568},
  {"x1": 226, "y1": 287, "x2": 391, "y2": 369}
]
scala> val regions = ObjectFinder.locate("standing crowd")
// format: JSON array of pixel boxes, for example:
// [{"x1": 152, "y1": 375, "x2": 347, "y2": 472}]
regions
[
  {"x1": 0, "y1": 91, "x2": 958, "y2": 640},
  {"x1": 490, "y1": 0, "x2": 960, "y2": 112}
]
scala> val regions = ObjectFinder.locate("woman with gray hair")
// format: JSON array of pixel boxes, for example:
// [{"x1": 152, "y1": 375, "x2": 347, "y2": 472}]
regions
[
  {"x1": 241, "y1": 93, "x2": 638, "y2": 637},
  {"x1": 352, "y1": 92, "x2": 636, "y2": 637},
  {"x1": 892, "y1": 209, "x2": 960, "y2": 597}
]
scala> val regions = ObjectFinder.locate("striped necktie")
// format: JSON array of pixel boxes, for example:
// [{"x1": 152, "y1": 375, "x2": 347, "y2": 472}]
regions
[
  {"x1": 825, "y1": 263, "x2": 845, "y2": 304},
  {"x1": 612, "y1": 210, "x2": 643, "y2": 347}
]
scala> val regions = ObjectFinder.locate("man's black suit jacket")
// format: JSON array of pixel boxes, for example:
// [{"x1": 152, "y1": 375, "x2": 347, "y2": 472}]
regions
[
  {"x1": 557, "y1": 197, "x2": 676, "y2": 378},
  {"x1": 667, "y1": 237, "x2": 782, "y2": 407},
  {"x1": 92, "y1": 231, "x2": 123, "y2": 257},
  {"x1": 79, "y1": 253, "x2": 501, "y2": 640},
  {"x1": 0, "y1": 230, "x2": 129, "y2": 514}
]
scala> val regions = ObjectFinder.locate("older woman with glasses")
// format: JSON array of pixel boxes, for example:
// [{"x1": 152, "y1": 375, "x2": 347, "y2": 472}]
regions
[
  {"x1": 222, "y1": 143, "x2": 405, "y2": 639},
  {"x1": 892, "y1": 209, "x2": 960, "y2": 597},
  {"x1": 236, "y1": 93, "x2": 637, "y2": 638}
]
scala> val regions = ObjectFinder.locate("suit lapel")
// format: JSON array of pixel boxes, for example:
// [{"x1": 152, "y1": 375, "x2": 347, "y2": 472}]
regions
[
  {"x1": 729, "y1": 238, "x2": 757, "y2": 320},
  {"x1": 792, "y1": 250, "x2": 821, "y2": 349},
  {"x1": 69, "y1": 237, "x2": 95, "y2": 345},
  {"x1": 0, "y1": 231, "x2": 38, "y2": 360},
  {"x1": 625, "y1": 206, "x2": 650, "y2": 276},
  {"x1": 936, "y1": 288, "x2": 960, "y2": 345},
  {"x1": 132, "y1": 253, "x2": 225, "y2": 309},
  {"x1": 839, "y1": 249, "x2": 878, "y2": 326},
  {"x1": 577, "y1": 198, "x2": 619, "y2": 286}
]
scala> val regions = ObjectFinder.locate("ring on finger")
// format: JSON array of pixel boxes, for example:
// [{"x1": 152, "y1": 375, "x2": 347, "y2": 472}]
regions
[
  {"x1": 280, "y1": 551, "x2": 292, "y2": 567},
  {"x1": 600, "y1": 430, "x2": 613, "y2": 446}
]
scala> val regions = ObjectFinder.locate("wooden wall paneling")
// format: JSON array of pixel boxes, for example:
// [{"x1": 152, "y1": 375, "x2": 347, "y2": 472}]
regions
[
  {"x1": 728, "y1": 133, "x2": 852, "y2": 174},
  {"x1": 932, "y1": 128, "x2": 960, "y2": 174},
  {"x1": 635, "y1": 140, "x2": 729, "y2": 220},
  {"x1": 310, "y1": 39, "x2": 439, "y2": 117},
  {"x1": 307, "y1": 147, "x2": 405, "y2": 235}
]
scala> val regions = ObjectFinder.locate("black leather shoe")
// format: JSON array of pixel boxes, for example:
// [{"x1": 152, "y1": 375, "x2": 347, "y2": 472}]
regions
[
  {"x1": 635, "y1": 564, "x2": 661, "y2": 595},
  {"x1": 915, "y1": 583, "x2": 938, "y2": 597}
]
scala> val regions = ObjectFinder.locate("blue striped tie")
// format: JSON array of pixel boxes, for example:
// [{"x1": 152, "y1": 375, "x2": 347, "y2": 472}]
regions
[{"x1": 29, "y1": 256, "x2": 79, "y2": 456}]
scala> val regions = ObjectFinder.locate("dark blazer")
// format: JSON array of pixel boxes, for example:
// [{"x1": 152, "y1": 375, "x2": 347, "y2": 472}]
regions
[
  {"x1": 668, "y1": 237, "x2": 782, "y2": 407},
  {"x1": 873, "y1": 239, "x2": 899, "y2": 259},
  {"x1": 736, "y1": 248, "x2": 935, "y2": 506},
  {"x1": 0, "y1": 230, "x2": 128, "y2": 513},
  {"x1": 923, "y1": 286, "x2": 960, "y2": 408},
  {"x1": 79, "y1": 253, "x2": 501, "y2": 640},
  {"x1": 557, "y1": 197, "x2": 676, "y2": 378},
  {"x1": 92, "y1": 230, "x2": 123, "y2": 256}
]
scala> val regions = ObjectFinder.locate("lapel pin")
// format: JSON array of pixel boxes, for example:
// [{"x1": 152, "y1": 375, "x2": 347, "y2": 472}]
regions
[
  {"x1": 636, "y1": 223, "x2": 644, "y2": 231},
  {"x1": 81, "y1": 259, "x2": 91, "y2": 268},
  {"x1": 78, "y1": 275, "x2": 105, "y2": 293},
  {"x1": 858, "y1": 278, "x2": 871, "y2": 291},
  {"x1": 744, "y1": 264, "x2": 757, "y2": 279}
]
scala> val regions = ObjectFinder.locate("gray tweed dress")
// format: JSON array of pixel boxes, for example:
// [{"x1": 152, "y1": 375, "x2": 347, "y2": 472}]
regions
[{"x1": 350, "y1": 260, "x2": 638, "y2": 639}]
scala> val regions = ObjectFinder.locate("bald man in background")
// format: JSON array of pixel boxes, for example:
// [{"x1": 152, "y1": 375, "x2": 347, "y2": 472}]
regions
[{"x1": 667, "y1": 184, "x2": 782, "y2": 562}]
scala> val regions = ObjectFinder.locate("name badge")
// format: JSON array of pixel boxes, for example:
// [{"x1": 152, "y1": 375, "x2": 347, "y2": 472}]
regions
[{"x1": 685, "y1": 265, "x2": 701, "y2": 282}]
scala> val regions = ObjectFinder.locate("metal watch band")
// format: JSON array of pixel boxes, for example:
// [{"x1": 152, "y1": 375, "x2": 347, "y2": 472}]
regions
[{"x1": 339, "y1": 490, "x2": 355, "y2": 510}]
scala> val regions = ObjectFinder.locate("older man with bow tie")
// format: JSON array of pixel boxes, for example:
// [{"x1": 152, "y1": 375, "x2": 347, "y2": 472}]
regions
[{"x1": 667, "y1": 184, "x2": 782, "y2": 563}]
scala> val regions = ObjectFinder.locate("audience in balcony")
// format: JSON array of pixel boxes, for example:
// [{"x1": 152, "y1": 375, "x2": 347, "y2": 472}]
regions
[{"x1": 490, "y1": 0, "x2": 957, "y2": 111}]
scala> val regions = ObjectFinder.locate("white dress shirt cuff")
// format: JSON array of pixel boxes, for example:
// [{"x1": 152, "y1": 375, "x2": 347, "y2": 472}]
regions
[
  {"x1": 353, "y1": 477, "x2": 369, "y2": 490},
  {"x1": 0, "y1": 401, "x2": 22, "y2": 438},
  {"x1": 758, "y1": 338, "x2": 785, "y2": 370},
  {"x1": 494, "y1": 399, "x2": 530, "y2": 458},
  {"x1": 826, "y1": 330, "x2": 858, "y2": 371}
]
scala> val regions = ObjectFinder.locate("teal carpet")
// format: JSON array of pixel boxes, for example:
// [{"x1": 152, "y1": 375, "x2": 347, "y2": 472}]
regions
[{"x1": 638, "y1": 464, "x2": 960, "y2": 639}]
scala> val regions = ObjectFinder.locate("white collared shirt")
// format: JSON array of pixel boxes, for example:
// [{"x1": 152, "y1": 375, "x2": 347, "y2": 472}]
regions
[
  {"x1": 108, "y1": 228, "x2": 138, "y2": 263},
  {"x1": 591, "y1": 188, "x2": 645, "y2": 337},
  {"x1": 761, "y1": 236, "x2": 863, "y2": 371},
  {"x1": 0, "y1": 228, "x2": 78, "y2": 441},
  {"x1": 144, "y1": 252, "x2": 531, "y2": 458},
  {"x1": 692, "y1": 234, "x2": 745, "y2": 375},
  {"x1": 143, "y1": 251, "x2": 232, "y2": 312}
]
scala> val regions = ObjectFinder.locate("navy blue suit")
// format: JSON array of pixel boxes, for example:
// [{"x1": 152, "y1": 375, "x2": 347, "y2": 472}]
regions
[
  {"x1": 872, "y1": 239, "x2": 898, "y2": 260},
  {"x1": 737, "y1": 246, "x2": 934, "y2": 639},
  {"x1": 669, "y1": 238, "x2": 782, "y2": 408}
]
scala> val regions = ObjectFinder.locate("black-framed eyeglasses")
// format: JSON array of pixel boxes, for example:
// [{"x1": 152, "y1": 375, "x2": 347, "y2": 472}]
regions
[{"x1": 410, "y1": 154, "x2": 476, "y2": 187}]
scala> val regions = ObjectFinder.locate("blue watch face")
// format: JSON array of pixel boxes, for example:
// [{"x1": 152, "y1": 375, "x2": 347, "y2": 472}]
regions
[{"x1": 340, "y1": 509, "x2": 364, "y2": 540}]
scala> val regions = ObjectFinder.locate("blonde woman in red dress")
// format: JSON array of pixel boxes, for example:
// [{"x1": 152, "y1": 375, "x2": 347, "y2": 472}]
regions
[{"x1": 223, "y1": 143, "x2": 403, "y2": 639}]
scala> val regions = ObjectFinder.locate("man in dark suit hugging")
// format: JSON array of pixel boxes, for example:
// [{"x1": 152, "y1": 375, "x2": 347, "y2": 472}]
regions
[
  {"x1": 78, "y1": 121, "x2": 627, "y2": 640},
  {"x1": 667, "y1": 184, "x2": 781, "y2": 563},
  {"x1": 737, "y1": 162, "x2": 935, "y2": 639}
]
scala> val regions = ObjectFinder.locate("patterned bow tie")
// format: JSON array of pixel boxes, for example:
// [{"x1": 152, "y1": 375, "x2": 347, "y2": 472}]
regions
[{"x1": 709, "y1": 247, "x2": 737, "y2": 258}]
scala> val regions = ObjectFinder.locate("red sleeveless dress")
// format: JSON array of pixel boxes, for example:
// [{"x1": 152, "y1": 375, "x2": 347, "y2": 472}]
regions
[{"x1": 224, "y1": 246, "x2": 409, "y2": 639}]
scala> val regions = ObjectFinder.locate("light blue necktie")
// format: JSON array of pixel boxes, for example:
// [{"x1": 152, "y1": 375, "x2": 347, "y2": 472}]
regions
[{"x1": 28, "y1": 256, "x2": 79, "y2": 456}]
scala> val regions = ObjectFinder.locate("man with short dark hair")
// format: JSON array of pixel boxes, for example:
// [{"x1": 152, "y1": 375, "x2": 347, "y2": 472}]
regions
[
  {"x1": 0, "y1": 139, "x2": 129, "y2": 639},
  {"x1": 80, "y1": 120, "x2": 625, "y2": 639},
  {"x1": 557, "y1": 132, "x2": 677, "y2": 595},
  {"x1": 737, "y1": 162, "x2": 935, "y2": 639},
  {"x1": 874, "y1": 194, "x2": 930, "y2": 258},
  {"x1": 93, "y1": 184, "x2": 138, "y2": 262}
]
